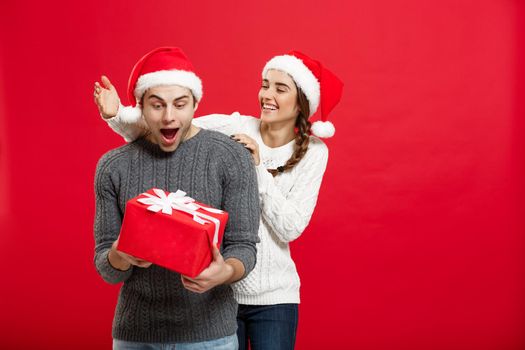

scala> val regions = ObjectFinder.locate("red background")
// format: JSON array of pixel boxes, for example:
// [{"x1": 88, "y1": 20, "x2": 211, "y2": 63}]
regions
[{"x1": 1, "y1": 1, "x2": 524, "y2": 349}]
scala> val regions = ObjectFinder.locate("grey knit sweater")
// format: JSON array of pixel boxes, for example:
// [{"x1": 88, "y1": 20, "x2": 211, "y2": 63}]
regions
[{"x1": 93, "y1": 129, "x2": 260, "y2": 343}]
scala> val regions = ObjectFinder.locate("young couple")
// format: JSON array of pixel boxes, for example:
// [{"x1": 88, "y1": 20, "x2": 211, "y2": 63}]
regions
[{"x1": 93, "y1": 46, "x2": 343, "y2": 350}]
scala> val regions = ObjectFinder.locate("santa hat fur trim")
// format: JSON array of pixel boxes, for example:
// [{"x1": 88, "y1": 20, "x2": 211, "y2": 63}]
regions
[
  {"x1": 134, "y1": 69, "x2": 203, "y2": 103},
  {"x1": 311, "y1": 120, "x2": 335, "y2": 138}
]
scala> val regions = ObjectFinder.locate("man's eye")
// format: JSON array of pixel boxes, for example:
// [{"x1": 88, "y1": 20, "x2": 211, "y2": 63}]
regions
[
  {"x1": 176, "y1": 104, "x2": 186, "y2": 109},
  {"x1": 153, "y1": 104, "x2": 162, "y2": 109}
]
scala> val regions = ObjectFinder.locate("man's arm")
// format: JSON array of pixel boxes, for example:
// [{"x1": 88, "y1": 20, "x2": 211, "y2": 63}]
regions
[
  {"x1": 217, "y1": 139, "x2": 260, "y2": 278},
  {"x1": 180, "y1": 244, "x2": 245, "y2": 293},
  {"x1": 181, "y1": 138, "x2": 260, "y2": 293},
  {"x1": 93, "y1": 152, "x2": 134, "y2": 284}
]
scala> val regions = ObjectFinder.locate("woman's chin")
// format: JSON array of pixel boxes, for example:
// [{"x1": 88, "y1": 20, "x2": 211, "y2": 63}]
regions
[{"x1": 260, "y1": 110, "x2": 277, "y2": 122}]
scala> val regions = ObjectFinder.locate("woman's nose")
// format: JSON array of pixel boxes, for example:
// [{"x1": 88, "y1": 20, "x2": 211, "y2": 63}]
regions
[{"x1": 261, "y1": 88, "x2": 274, "y2": 101}]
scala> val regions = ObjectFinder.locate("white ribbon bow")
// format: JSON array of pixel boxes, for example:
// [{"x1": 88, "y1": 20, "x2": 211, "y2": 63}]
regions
[{"x1": 137, "y1": 189, "x2": 224, "y2": 244}]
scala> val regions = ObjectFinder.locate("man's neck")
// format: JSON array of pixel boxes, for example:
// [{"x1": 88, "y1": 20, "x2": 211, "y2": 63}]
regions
[{"x1": 185, "y1": 124, "x2": 200, "y2": 141}]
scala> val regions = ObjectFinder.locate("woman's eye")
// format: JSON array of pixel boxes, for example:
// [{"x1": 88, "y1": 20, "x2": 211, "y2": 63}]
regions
[
  {"x1": 261, "y1": 85, "x2": 269, "y2": 89},
  {"x1": 277, "y1": 88, "x2": 286, "y2": 93}
]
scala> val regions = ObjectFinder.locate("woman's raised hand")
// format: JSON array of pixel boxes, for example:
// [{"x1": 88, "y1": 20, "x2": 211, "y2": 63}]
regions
[{"x1": 94, "y1": 75, "x2": 121, "y2": 119}]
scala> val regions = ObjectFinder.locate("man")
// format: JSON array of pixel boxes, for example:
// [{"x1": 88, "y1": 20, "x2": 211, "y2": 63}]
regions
[{"x1": 93, "y1": 47, "x2": 259, "y2": 349}]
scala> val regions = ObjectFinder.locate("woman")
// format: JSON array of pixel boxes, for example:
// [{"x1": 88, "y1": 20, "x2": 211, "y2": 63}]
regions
[{"x1": 94, "y1": 50, "x2": 343, "y2": 350}]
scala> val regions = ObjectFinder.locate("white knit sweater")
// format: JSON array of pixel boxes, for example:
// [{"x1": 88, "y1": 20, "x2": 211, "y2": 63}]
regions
[{"x1": 106, "y1": 112, "x2": 329, "y2": 305}]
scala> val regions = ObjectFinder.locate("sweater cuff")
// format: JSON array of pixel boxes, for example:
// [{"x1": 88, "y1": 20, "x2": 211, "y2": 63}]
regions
[
  {"x1": 255, "y1": 163, "x2": 272, "y2": 194},
  {"x1": 222, "y1": 242, "x2": 257, "y2": 280},
  {"x1": 95, "y1": 249, "x2": 133, "y2": 284},
  {"x1": 103, "y1": 103, "x2": 123, "y2": 126},
  {"x1": 99, "y1": 101, "x2": 122, "y2": 120}
]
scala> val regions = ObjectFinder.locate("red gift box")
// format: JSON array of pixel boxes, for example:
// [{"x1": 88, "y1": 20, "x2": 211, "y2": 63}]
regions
[{"x1": 117, "y1": 188, "x2": 228, "y2": 277}]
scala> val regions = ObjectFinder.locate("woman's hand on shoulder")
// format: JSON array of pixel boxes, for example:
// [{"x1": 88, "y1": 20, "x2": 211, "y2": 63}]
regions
[{"x1": 230, "y1": 133, "x2": 260, "y2": 166}]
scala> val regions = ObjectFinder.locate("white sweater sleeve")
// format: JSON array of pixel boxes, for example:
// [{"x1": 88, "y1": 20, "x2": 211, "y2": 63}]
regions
[
  {"x1": 256, "y1": 139, "x2": 329, "y2": 243},
  {"x1": 192, "y1": 112, "x2": 255, "y2": 136},
  {"x1": 103, "y1": 109, "x2": 254, "y2": 142},
  {"x1": 103, "y1": 104, "x2": 148, "y2": 142}
]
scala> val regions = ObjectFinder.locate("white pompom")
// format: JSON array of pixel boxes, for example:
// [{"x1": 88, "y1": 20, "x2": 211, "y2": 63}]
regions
[
  {"x1": 119, "y1": 105, "x2": 143, "y2": 123},
  {"x1": 311, "y1": 120, "x2": 335, "y2": 138}
]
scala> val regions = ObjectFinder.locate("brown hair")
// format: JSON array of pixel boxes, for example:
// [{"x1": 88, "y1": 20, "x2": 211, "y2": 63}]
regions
[{"x1": 268, "y1": 86, "x2": 311, "y2": 177}]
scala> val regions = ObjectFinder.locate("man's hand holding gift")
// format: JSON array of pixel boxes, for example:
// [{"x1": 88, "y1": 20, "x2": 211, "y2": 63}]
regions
[
  {"x1": 181, "y1": 245, "x2": 245, "y2": 294},
  {"x1": 108, "y1": 237, "x2": 153, "y2": 271}
]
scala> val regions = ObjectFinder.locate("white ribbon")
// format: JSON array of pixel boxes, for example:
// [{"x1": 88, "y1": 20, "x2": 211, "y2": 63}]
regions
[{"x1": 137, "y1": 188, "x2": 224, "y2": 244}]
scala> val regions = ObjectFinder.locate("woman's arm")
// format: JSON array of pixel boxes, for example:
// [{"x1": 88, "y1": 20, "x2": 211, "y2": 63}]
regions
[
  {"x1": 104, "y1": 109, "x2": 255, "y2": 142},
  {"x1": 105, "y1": 105, "x2": 149, "y2": 142},
  {"x1": 94, "y1": 76, "x2": 257, "y2": 141},
  {"x1": 192, "y1": 112, "x2": 254, "y2": 135},
  {"x1": 94, "y1": 75, "x2": 148, "y2": 142},
  {"x1": 256, "y1": 139, "x2": 329, "y2": 243}
]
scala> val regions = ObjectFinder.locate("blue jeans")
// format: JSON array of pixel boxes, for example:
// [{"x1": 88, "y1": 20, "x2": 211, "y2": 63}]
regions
[
  {"x1": 113, "y1": 334, "x2": 238, "y2": 350},
  {"x1": 237, "y1": 304, "x2": 299, "y2": 350}
]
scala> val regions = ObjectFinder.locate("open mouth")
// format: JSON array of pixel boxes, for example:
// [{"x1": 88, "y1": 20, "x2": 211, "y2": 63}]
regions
[
  {"x1": 160, "y1": 128, "x2": 179, "y2": 144},
  {"x1": 262, "y1": 103, "x2": 278, "y2": 111}
]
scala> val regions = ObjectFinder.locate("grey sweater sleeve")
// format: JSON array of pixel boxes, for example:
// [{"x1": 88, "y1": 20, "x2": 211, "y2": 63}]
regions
[
  {"x1": 93, "y1": 152, "x2": 133, "y2": 284},
  {"x1": 218, "y1": 142, "x2": 260, "y2": 279}
]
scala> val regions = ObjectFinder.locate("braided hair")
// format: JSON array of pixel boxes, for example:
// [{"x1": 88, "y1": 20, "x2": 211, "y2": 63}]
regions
[{"x1": 268, "y1": 86, "x2": 311, "y2": 177}]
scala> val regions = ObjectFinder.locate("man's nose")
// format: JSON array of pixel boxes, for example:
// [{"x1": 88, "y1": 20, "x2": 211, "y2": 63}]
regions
[{"x1": 162, "y1": 105, "x2": 176, "y2": 123}]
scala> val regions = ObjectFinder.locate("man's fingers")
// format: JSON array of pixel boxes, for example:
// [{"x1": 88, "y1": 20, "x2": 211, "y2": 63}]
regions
[
  {"x1": 117, "y1": 251, "x2": 149, "y2": 267},
  {"x1": 211, "y1": 244, "x2": 221, "y2": 261},
  {"x1": 120, "y1": 255, "x2": 137, "y2": 266},
  {"x1": 181, "y1": 276, "x2": 205, "y2": 293},
  {"x1": 133, "y1": 258, "x2": 152, "y2": 268},
  {"x1": 182, "y1": 275, "x2": 198, "y2": 283},
  {"x1": 134, "y1": 258, "x2": 152, "y2": 268},
  {"x1": 132, "y1": 260, "x2": 150, "y2": 267},
  {"x1": 182, "y1": 274, "x2": 208, "y2": 288}
]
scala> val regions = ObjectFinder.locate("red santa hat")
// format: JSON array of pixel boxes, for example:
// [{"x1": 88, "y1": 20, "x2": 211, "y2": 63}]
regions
[
  {"x1": 119, "y1": 47, "x2": 203, "y2": 123},
  {"x1": 262, "y1": 51, "x2": 343, "y2": 138}
]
